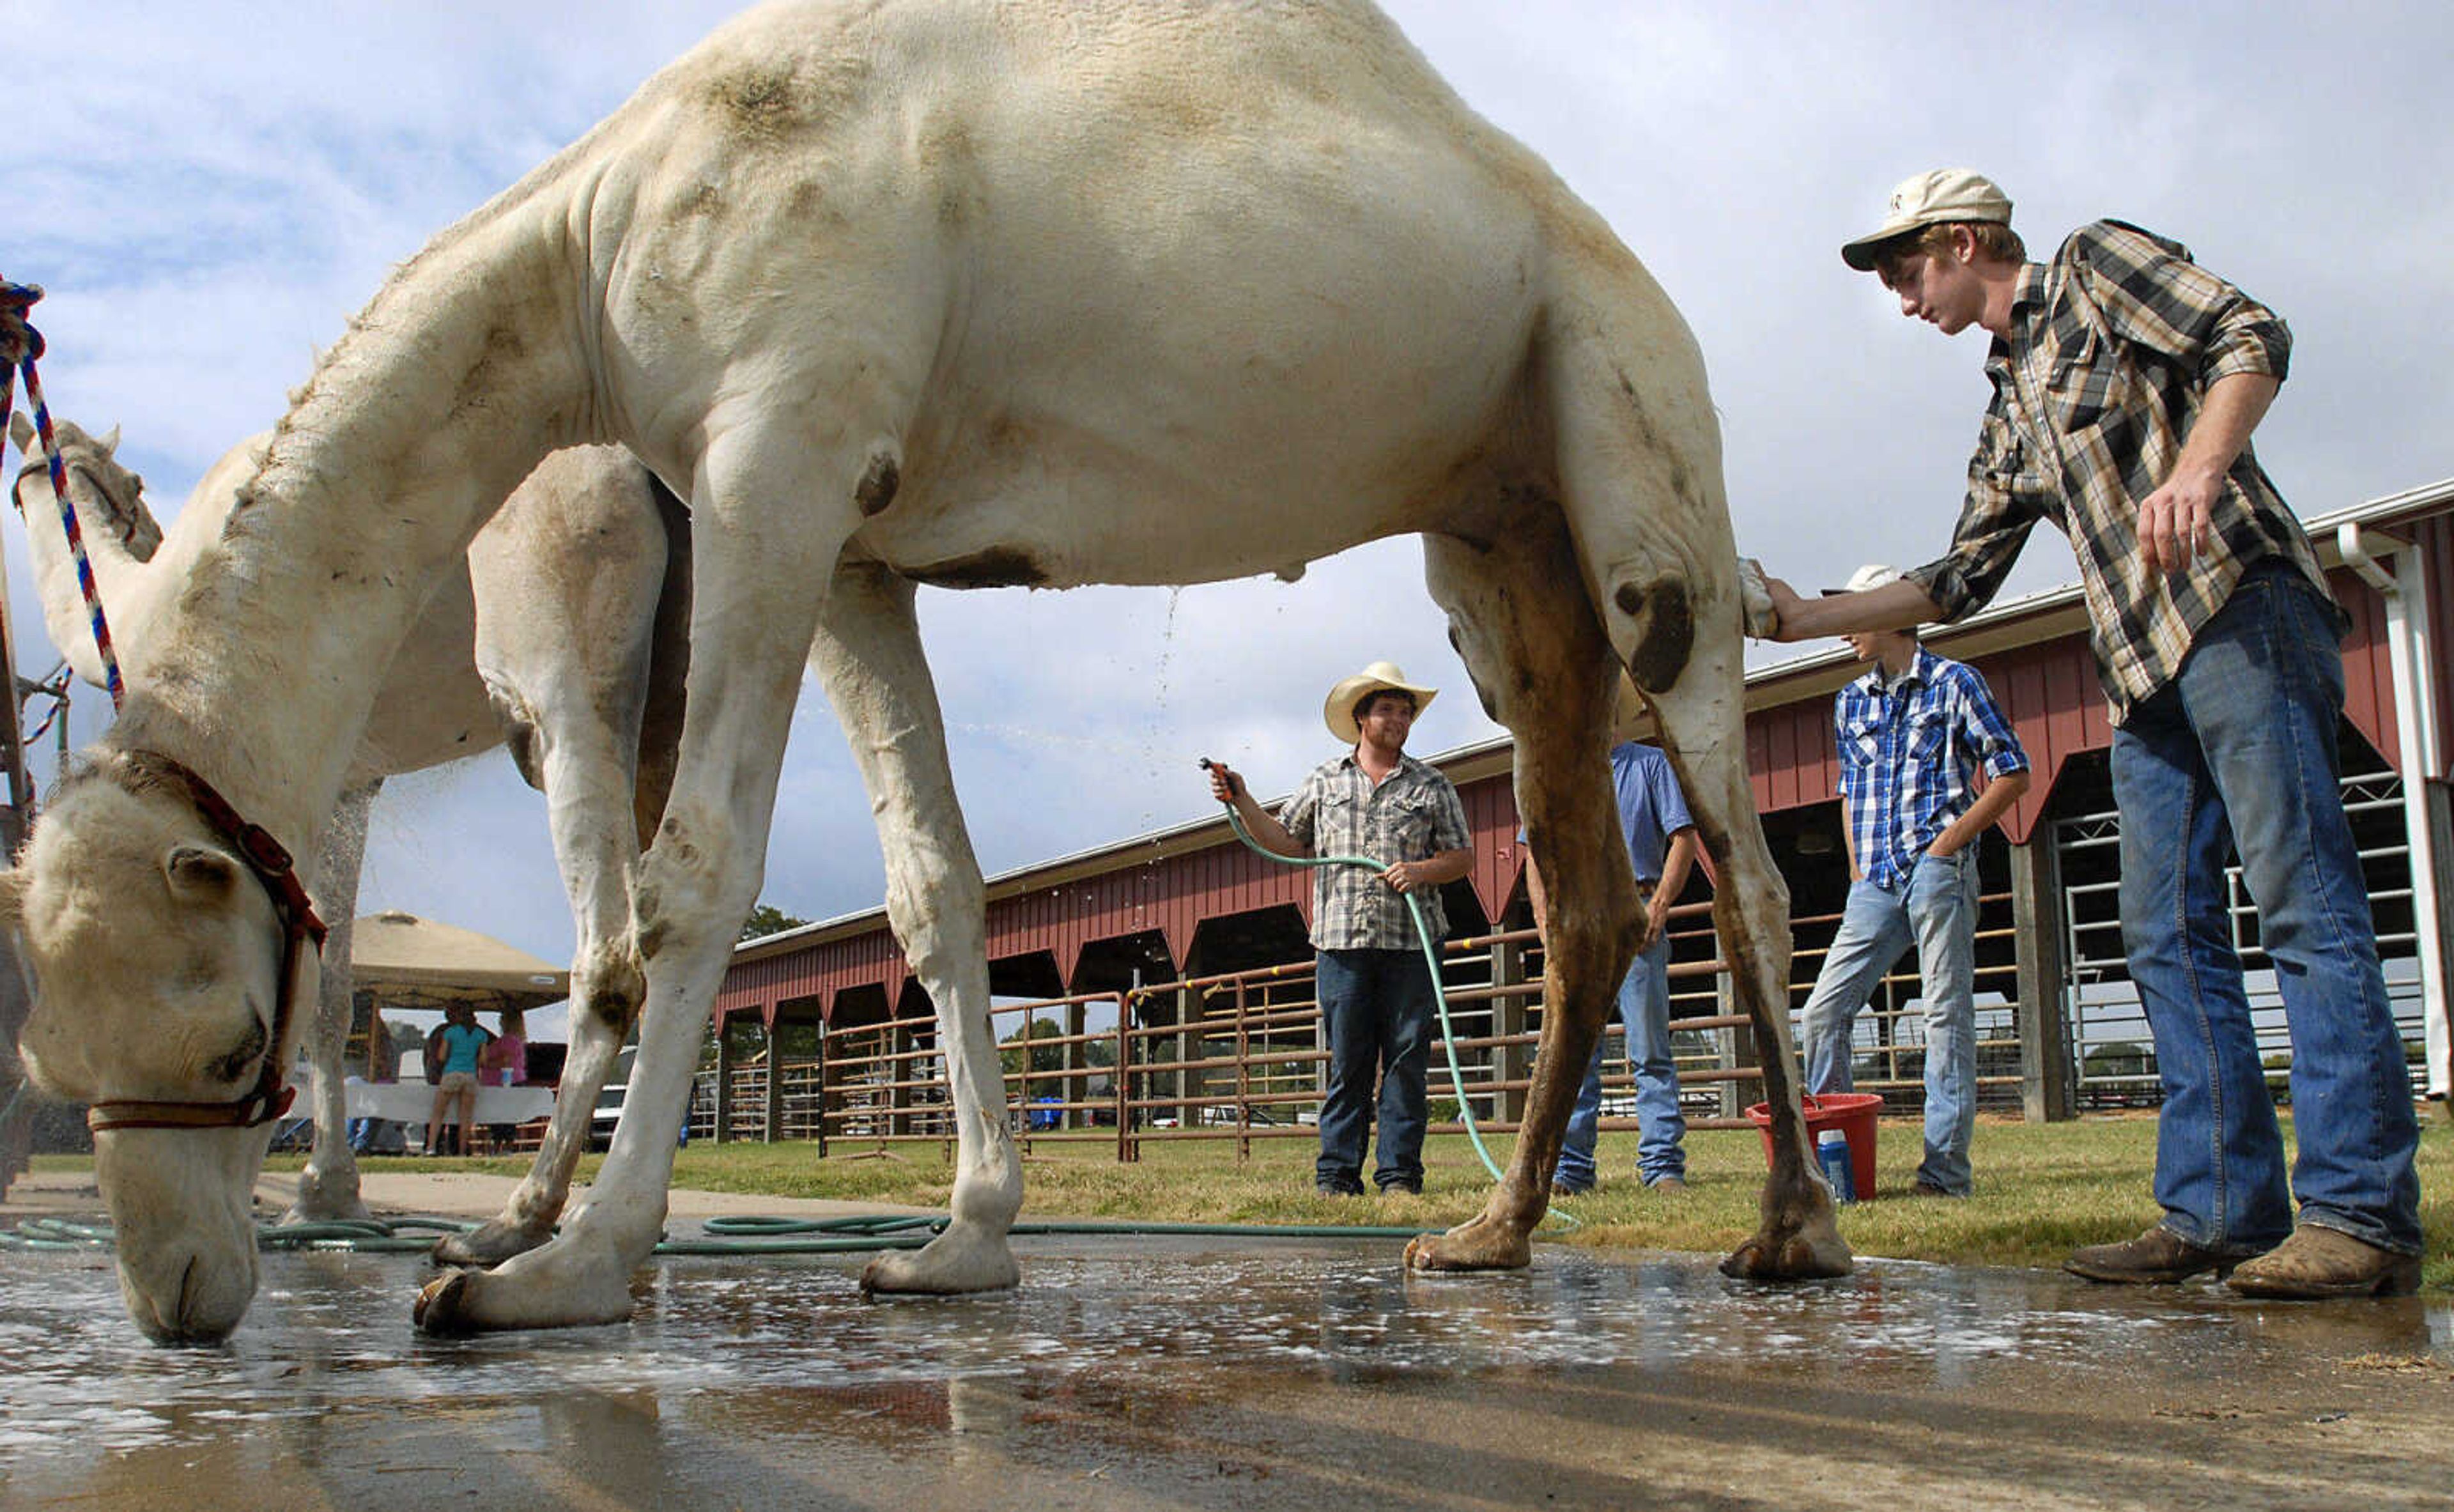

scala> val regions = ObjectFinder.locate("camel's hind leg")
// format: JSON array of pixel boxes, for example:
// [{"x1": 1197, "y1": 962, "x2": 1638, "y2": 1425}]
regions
[
  {"x1": 808, "y1": 560, "x2": 1021, "y2": 1296},
  {"x1": 1540, "y1": 295, "x2": 1848, "y2": 1280},
  {"x1": 1405, "y1": 522, "x2": 1637, "y2": 1272}
]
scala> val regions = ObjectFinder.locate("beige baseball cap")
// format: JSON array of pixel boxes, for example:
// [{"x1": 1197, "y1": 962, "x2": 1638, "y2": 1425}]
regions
[{"x1": 1840, "y1": 169, "x2": 2012, "y2": 271}]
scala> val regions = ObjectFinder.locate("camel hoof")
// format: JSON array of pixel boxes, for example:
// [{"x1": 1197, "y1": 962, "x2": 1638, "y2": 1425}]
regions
[
  {"x1": 860, "y1": 1228, "x2": 1021, "y2": 1297},
  {"x1": 1403, "y1": 1213, "x2": 1533, "y2": 1273},
  {"x1": 1717, "y1": 1222, "x2": 1854, "y2": 1282},
  {"x1": 432, "y1": 1221, "x2": 551, "y2": 1269},
  {"x1": 413, "y1": 1270, "x2": 474, "y2": 1334},
  {"x1": 412, "y1": 1242, "x2": 640, "y2": 1334}
]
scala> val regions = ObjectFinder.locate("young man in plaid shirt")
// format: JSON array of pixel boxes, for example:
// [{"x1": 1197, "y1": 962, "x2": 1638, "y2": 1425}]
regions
[
  {"x1": 1206, "y1": 662, "x2": 1473, "y2": 1196},
  {"x1": 1764, "y1": 170, "x2": 2423, "y2": 1297},
  {"x1": 1796, "y1": 564, "x2": 2030, "y2": 1200}
]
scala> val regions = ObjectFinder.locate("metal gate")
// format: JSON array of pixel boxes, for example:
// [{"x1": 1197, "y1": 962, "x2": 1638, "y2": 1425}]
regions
[{"x1": 2055, "y1": 750, "x2": 2429, "y2": 1110}]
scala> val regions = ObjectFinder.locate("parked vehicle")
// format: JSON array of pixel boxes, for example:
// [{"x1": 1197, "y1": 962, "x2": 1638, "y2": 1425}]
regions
[
  {"x1": 589, "y1": 1045, "x2": 638, "y2": 1150},
  {"x1": 590, "y1": 1044, "x2": 699, "y2": 1148}
]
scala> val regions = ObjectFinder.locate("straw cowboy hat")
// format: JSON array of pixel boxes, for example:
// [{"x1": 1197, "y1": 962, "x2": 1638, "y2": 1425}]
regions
[{"x1": 1323, "y1": 661, "x2": 1439, "y2": 744}]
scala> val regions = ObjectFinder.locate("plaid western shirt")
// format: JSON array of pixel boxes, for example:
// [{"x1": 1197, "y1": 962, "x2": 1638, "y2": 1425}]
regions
[
  {"x1": 1835, "y1": 647, "x2": 2028, "y2": 890},
  {"x1": 1281, "y1": 752, "x2": 1471, "y2": 950},
  {"x1": 1901, "y1": 220, "x2": 2340, "y2": 722}
]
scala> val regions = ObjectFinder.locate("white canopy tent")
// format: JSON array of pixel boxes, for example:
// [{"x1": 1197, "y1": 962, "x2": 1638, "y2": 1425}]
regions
[{"x1": 348, "y1": 909, "x2": 569, "y2": 1013}]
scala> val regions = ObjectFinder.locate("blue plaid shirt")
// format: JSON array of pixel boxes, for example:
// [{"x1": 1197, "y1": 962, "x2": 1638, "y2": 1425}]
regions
[{"x1": 1835, "y1": 648, "x2": 2028, "y2": 888}]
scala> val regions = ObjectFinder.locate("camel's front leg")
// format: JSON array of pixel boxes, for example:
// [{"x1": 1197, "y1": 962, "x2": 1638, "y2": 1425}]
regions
[
  {"x1": 284, "y1": 782, "x2": 376, "y2": 1223},
  {"x1": 1406, "y1": 528, "x2": 1636, "y2": 1272},
  {"x1": 810, "y1": 561, "x2": 1021, "y2": 1296},
  {"x1": 415, "y1": 428, "x2": 852, "y2": 1333}
]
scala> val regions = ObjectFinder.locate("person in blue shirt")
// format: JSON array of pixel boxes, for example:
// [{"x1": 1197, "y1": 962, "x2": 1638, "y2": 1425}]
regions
[
  {"x1": 1797, "y1": 564, "x2": 2030, "y2": 1198},
  {"x1": 424, "y1": 1001, "x2": 493, "y2": 1157},
  {"x1": 1526, "y1": 739, "x2": 1699, "y2": 1193}
]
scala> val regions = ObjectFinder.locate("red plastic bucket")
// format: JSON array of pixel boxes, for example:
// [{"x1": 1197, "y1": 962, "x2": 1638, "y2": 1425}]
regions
[{"x1": 1744, "y1": 1092, "x2": 1880, "y2": 1200}]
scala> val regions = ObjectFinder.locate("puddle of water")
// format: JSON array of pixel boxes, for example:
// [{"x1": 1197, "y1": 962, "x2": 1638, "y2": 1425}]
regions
[{"x1": 1, "y1": 1231, "x2": 2444, "y2": 1467}]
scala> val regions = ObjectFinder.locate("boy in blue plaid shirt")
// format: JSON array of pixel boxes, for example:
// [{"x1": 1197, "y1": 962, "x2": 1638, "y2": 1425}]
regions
[{"x1": 1797, "y1": 564, "x2": 2029, "y2": 1198}]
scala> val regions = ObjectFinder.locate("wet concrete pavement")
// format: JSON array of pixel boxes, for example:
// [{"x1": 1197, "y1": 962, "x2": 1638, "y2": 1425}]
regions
[{"x1": 3, "y1": 1202, "x2": 2450, "y2": 1509}]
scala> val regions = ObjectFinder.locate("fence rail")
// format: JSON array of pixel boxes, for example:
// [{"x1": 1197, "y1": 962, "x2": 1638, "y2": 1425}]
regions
[{"x1": 701, "y1": 906, "x2": 1795, "y2": 1158}]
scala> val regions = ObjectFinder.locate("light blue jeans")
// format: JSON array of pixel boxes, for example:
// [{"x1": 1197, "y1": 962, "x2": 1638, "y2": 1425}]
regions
[
  {"x1": 2113, "y1": 563, "x2": 2421, "y2": 1256},
  {"x1": 1552, "y1": 932, "x2": 1683, "y2": 1189},
  {"x1": 1800, "y1": 849, "x2": 1982, "y2": 1195}
]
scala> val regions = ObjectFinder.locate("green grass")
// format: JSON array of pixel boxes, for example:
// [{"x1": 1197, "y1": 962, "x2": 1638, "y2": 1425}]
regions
[{"x1": 38, "y1": 1106, "x2": 2454, "y2": 1288}]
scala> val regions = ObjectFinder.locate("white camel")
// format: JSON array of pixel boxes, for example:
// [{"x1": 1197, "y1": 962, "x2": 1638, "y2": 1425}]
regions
[
  {"x1": 8, "y1": 419, "x2": 690, "y2": 1267},
  {"x1": 1, "y1": 0, "x2": 1845, "y2": 1343}
]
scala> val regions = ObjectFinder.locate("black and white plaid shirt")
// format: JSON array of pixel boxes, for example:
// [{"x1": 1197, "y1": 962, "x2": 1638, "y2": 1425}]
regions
[
  {"x1": 1281, "y1": 753, "x2": 1471, "y2": 950},
  {"x1": 1902, "y1": 220, "x2": 2339, "y2": 721}
]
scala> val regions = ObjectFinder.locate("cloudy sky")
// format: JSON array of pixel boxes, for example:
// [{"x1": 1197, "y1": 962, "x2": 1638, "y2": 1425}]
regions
[{"x1": 11, "y1": 1, "x2": 2453, "y2": 1019}]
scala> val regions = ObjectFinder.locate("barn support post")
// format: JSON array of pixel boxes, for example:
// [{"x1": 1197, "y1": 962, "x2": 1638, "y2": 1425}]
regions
[
  {"x1": 1492, "y1": 932, "x2": 1533, "y2": 1122},
  {"x1": 1066, "y1": 999, "x2": 1087, "y2": 1132},
  {"x1": 761, "y1": 1007, "x2": 783, "y2": 1145},
  {"x1": 2010, "y1": 833, "x2": 2074, "y2": 1122},
  {"x1": 819, "y1": 1016, "x2": 839, "y2": 1158},
  {"x1": 2339, "y1": 523, "x2": 2450, "y2": 1102},
  {"x1": 713, "y1": 1015, "x2": 737, "y2": 1144},
  {"x1": 1715, "y1": 968, "x2": 1757, "y2": 1120}
]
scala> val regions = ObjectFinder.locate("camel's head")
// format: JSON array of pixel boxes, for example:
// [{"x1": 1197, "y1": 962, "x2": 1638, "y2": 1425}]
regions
[
  {"x1": 1, "y1": 762, "x2": 313, "y2": 1343},
  {"x1": 8, "y1": 414, "x2": 167, "y2": 561}
]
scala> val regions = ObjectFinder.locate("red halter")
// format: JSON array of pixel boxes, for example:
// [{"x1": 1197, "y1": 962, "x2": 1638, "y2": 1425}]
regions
[{"x1": 83, "y1": 752, "x2": 329, "y2": 1134}]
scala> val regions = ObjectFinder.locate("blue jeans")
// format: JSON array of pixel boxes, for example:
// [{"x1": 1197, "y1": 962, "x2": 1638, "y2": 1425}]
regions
[
  {"x1": 1800, "y1": 849, "x2": 1982, "y2": 1195},
  {"x1": 1315, "y1": 948, "x2": 1434, "y2": 1191},
  {"x1": 2113, "y1": 564, "x2": 2422, "y2": 1256},
  {"x1": 1553, "y1": 932, "x2": 1684, "y2": 1189}
]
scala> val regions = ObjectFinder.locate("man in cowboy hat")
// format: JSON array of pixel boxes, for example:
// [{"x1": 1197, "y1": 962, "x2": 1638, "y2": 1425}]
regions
[
  {"x1": 1760, "y1": 169, "x2": 2422, "y2": 1297},
  {"x1": 1206, "y1": 661, "x2": 1473, "y2": 1195}
]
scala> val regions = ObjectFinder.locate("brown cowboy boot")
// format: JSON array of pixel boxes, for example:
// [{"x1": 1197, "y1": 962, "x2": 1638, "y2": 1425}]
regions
[
  {"x1": 2225, "y1": 1225, "x2": 2421, "y2": 1300},
  {"x1": 2064, "y1": 1225, "x2": 2244, "y2": 1284}
]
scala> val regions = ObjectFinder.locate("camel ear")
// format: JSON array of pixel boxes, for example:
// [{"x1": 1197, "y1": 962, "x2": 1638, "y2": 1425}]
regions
[
  {"x1": 6, "y1": 413, "x2": 29, "y2": 452},
  {"x1": 99, "y1": 424, "x2": 121, "y2": 456},
  {"x1": 164, "y1": 844, "x2": 243, "y2": 904},
  {"x1": 0, "y1": 866, "x2": 27, "y2": 925}
]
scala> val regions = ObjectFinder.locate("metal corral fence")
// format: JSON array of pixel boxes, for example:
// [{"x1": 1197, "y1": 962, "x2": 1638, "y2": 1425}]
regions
[
  {"x1": 676, "y1": 752, "x2": 2439, "y2": 1152},
  {"x1": 2055, "y1": 766, "x2": 2432, "y2": 1110},
  {"x1": 690, "y1": 881, "x2": 2032, "y2": 1157}
]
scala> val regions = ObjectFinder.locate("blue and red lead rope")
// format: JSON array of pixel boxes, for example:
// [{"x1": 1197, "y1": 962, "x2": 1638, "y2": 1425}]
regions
[{"x1": 1, "y1": 279, "x2": 125, "y2": 711}]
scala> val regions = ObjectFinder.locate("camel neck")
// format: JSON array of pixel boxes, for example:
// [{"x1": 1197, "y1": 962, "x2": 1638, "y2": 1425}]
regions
[{"x1": 104, "y1": 197, "x2": 589, "y2": 847}]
